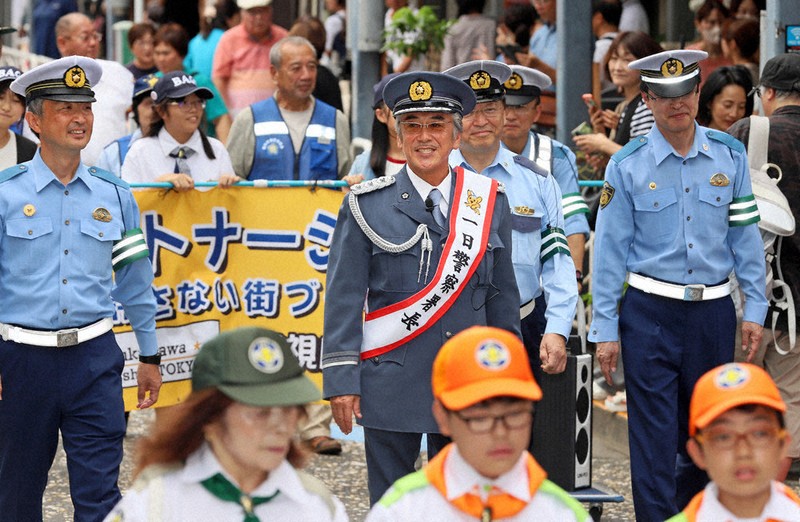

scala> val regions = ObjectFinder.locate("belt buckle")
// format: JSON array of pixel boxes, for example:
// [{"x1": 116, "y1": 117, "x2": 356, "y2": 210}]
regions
[
  {"x1": 684, "y1": 285, "x2": 705, "y2": 302},
  {"x1": 57, "y1": 328, "x2": 79, "y2": 347}
]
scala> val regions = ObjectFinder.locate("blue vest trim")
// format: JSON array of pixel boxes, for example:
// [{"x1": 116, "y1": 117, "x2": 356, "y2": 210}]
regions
[{"x1": 249, "y1": 97, "x2": 338, "y2": 181}]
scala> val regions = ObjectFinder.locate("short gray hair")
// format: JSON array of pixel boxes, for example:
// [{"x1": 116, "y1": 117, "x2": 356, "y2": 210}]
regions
[
  {"x1": 269, "y1": 36, "x2": 317, "y2": 69},
  {"x1": 27, "y1": 97, "x2": 45, "y2": 117}
]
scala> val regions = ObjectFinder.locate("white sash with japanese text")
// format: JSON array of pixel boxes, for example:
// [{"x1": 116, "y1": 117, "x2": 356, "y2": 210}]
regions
[{"x1": 360, "y1": 169, "x2": 497, "y2": 360}]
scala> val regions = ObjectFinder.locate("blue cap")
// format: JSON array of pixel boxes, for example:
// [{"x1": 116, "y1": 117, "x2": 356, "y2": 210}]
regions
[
  {"x1": 133, "y1": 73, "x2": 159, "y2": 100},
  {"x1": 629, "y1": 49, "x2": 708, "y2": 98},
  {"x1": 11, "y1": 56, "x2": 102, "y2": 103},
  {"x1": 151, "y1": 71, "x2": 213, "y2": 104},
  {"x1": 383, "y1": 71, "x2": 477, "y2": 117},
  {"x1": 0, "y1": 66, "x2": 22, "y2": 85},
  {"x1": 373, "y1": 73, "x2": 399, "y2": 109},
  {"x1": 504, "y1": 65, "x2": 551, "y2": 106},
  {"x1": 443, "y1": 60, "x2": 512, "y2": 103}
]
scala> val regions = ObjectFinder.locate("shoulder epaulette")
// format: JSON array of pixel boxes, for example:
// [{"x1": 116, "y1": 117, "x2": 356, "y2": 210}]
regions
[
  {"x1": 706, "y1": 129, "x2": 745, "y2": 153},
  {"x1": 612, "y1": 136, "x2": 648, "y2": 163},
  {"x1": 513, "y1": 154, "x2": 548, "y2": 177},
  {"x1": 552, "y1": 145, "x2": 568, "y2": 159},
  {"x1": 350, "y1": 175, "x2": 396, "y2": 195},
  {"x1": 88, "y1": 166, "x2": 130, "y2": 189},
  {"x1": 496, "y1": 181, "x2": 506, "y2": 193},
  {"x1": 378, "y1": 469, "x2": 429, "y2": 508},
  {"x1": 0, "y1": 164, "x2": 29, "y2": 184}
]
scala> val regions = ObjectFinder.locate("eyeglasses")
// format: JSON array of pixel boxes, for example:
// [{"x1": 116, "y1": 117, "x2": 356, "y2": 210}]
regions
[
  {"x1": 695, "y1": 426, "x2": 786, "y2": 450},
  {"x1": 466, "y1": 104, "x2": 503, "y2": 119},
  {"x1": 453, "y1": 408, "x2": 533, "y2": 434},
  {"x1": 69, "y1": 31, "x2": 103, "y2": 43},
  {"x1": 399, "y1": 120, "x2": 452, "y2": 135},
  {"x1": 505, "y1": 102, "x2": 539, "y2": 113},
  {"x1": 167, "y1": 99, "x2": 207, "y2": 111}
]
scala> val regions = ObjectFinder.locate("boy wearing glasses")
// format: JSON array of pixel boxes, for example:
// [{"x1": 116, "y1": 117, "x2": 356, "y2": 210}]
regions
[
  {"x1": 367, "y1": 326, "x2": 590, "y2": 521},
  {"x1": 668, "y1": 362, "x2": 800, "y2": 521}
]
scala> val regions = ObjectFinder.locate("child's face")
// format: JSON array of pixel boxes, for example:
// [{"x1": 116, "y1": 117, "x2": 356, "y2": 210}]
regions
[
  {"x1": 687, "y1": 406, "x2": 788, "y2": 507},
  {"x1": 433, "y1": 398, "x2": 533, "y2": 479}
]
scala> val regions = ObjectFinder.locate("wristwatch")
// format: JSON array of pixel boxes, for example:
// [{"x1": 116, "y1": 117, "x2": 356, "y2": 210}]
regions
[{"x1": 139, "y1": 354, "x2": 162, "y2": 365}]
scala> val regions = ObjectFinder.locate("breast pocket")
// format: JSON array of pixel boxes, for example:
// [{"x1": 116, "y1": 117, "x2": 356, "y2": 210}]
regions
[
  {"x1": 633, "y1": 189, "x2": 678, "y2": 243},
  {"x1": 370, "y1": 237, "x2": 422, "y2": 293},
  {"x1": 697, "y1": 185, "x2": 733, "y2": 238},
  {"x1": 309, "y1": 140, "x2": 337, "y2": 180},
  {"x1": 4, "y1": 217, "x2": 54, "y2": 275},
  {"x1": 79, "y1": 220, "x2": 122, "y2": 277},
  {"x1": 511, "y1": 214, "x2": 541, "y2": 267}
]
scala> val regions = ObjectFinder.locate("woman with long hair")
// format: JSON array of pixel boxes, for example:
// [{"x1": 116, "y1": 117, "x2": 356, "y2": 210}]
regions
[
  {"x1": 121, "y1": 72, "x2": 239, "y2": 191},
  {"x1": 105, "y1": 327, "x2": 348, "y2": 520},
  {"x1": 345, "y1": 74, "x2": 405, "y2": 183},
  {"x1": 572, "y1": 31, "x2": 663, "y2": 168},
  {"x1": 696, "y1": 65, "x2": 753, "y2": 131},
  {"x1": 0, "y1": 66, "x2": 36, "y2": 169}
]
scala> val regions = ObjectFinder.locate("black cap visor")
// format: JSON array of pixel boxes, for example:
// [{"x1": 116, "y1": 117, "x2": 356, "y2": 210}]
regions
[
  {"x1": 643, "y1": 76, "x2": 699, "y2": 99},
  {"x1": 30, "y1": 87, "x2": 96, "y2": 103}
]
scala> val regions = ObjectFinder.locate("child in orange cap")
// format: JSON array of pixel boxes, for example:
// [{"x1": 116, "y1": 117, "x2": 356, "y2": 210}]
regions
[
  {"x1": 366, "y1": 326, "x2": 590, "y2": 521},
  {"x1": 668, "y1": 362, "x2": 800, "y2": 521}
]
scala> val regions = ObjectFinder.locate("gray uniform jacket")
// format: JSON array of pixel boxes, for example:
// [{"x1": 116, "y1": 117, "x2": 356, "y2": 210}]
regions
[{"x1": 321, "y1": 167, "x2": 521, "y2": 433}]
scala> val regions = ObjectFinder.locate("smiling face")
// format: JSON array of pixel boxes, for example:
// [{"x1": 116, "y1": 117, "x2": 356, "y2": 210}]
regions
[
  {"x1": 608, "y1": 44, "x2": 641, "y2": 91},
  {"x1": 397, "y1": 112, "x2": 459, "y2": 184},
  {"x1": 0, "y1": 86, "x2": 24, "y2": 133},
  {"x1": 687, "y1": 406, "x2": 787, "y2": 514},
  {"x1": 27, "y1": 100, "x2": 94, "y2": 154},
  {"x1": 644, "y1": 86, "x2": 700, "y2": 138},
  {"x1": 205, "y1": 403, "x2": 302, "y2": 490},
  {"x1": 708, "y1": 83, "x2": 747, "y2": 131},
  {"x1": 272, "y1": 42, "x2": 318, "y2": 104},
  {"x1": 461, "y1": 99, "x2": 504, "y2": 156},
  {"x1": 434, "y1": 398, "x2": 533, "y2": 479}
]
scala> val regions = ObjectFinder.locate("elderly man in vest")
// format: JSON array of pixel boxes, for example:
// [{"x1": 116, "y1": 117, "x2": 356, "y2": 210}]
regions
[{"x1": 226, "y1": 35, "x2": 351, "y2": 181}]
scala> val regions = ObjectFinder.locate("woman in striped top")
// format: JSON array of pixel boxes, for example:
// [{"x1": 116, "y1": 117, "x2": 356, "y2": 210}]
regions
[{"x1": 573, "y1": 32, "x2": 662, "y2": 172}]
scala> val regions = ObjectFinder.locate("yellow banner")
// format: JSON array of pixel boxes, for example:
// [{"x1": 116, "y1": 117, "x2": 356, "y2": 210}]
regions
[{"x1": 114, "y1": 187, "x2": 344, "y2": 411}]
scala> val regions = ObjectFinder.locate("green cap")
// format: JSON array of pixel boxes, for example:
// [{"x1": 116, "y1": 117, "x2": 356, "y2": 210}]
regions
[{"x1": 192, "y1": 327, "x2": 321, "y2": 407}]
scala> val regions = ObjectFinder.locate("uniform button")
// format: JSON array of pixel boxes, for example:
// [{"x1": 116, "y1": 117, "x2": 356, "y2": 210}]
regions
[
  {"x1": 62, "y1": 279, "x2": 67, "y2": 284},
  {"x1": 487, "y1": 243, "x2": 493, "y2": 249},
  {"x1": 99, "y1": 232, "x2": 104, "y2": 238},
  {"x1": 28, "y1": 230, "x2": 33, "y2": 235},
  {"x1": 64, "y1": 219, "x2": 70, "y2": 225},
  {"x1": 62, "y1": 308, "x2": 68, "y2": 314},
  {"x1": 688, "y1": 243, "x2": 693, "y2": 248},
  {"x1": 592, "y1": 330, "x2": 597, "y2": 335},
  {"x1": 687, "y1": 216, "x2": 691, "y2": 221},
  {"x1": 716, "y1": 197, "x2": 721, "y2": 202},
  {"x1": 683, "y1": 160, "x2": 687, "y2": 165},
  {"x1": 654, "y1": 202, "x2": 659, "y2": 208},
  {"x1": 64, "y1": 249, "x2": 69, "y2": 255},
  {"x1": 445, "y1": 331, "x2": 453, "y2": 338},
  {"x1": 685, "y1": 188, "x2": 690, "y2": 193},
  {"x1": 64, "y1": 190, "x2": 69, "y2": 195},
  {"x1": 688, "y1": 269, "x2": 693, "y2": 274}
]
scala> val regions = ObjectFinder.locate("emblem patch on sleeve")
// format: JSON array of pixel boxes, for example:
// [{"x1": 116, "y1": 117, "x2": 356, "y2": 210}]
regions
[{"x1": 599, "y1": 181, "x2": 615, "y2": 209}]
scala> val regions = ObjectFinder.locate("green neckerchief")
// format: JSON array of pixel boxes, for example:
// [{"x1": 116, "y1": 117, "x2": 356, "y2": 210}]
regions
[{"x1": 200, "y1": 472, "x2": 280, "y2": 522}]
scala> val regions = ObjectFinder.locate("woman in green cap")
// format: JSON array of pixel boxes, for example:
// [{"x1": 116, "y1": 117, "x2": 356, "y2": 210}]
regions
[{"x1": 105, "y1": 327, "x2": 348, "y2": 521}]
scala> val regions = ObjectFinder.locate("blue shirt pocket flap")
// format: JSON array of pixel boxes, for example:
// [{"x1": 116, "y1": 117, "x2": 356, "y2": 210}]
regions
[{"x1": 6, "y1": 217, "x2": 53, "y2": 240}]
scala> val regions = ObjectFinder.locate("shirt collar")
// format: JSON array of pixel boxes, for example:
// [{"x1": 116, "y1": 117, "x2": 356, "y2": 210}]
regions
[
  {"x1": 444, "y1": 444, "x2": 531, "y2": 503},
  {"x1": 158, "y1": 127, "x2": 203, "y2": 157},
  {"x1": 649, "y1": 122, "x2": 711, "y2": 165},
  {"x1": 406, "y1": 164, "x2": 453, "y2": 207},
  {"x1": 31, "y1": 149, "x2": 91, "y2": 193},
  {"x1": 450, "y1": 146, "x2": 514, "y2": 177},
  {"x1": 698, "y1": 481, "x2": 800, "y2": 521},
  {"x1": 181, "y1": 442, "x2": 311, "y2": 503}
]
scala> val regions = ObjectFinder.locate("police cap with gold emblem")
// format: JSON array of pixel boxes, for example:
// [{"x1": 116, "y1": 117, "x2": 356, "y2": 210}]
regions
[
  {"x1": 383, "y1": 71, "x2": 477, "y2": 117},
  {"x1": 504, "y1": 65, "x2": 552, "y2": 107},
  {"x1": 443, "y1": 60, "x2": 512, "y2": 103},
  {"x1": 629, "y1": 49, "x2": 708, "y2": 99},
  {"x1": 10, "y1": 55, "x2": 102, "y2": 104}
]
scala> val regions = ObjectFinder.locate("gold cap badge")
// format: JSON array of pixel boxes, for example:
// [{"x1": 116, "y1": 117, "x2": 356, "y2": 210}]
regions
[
  {"x1": 23, "y1": 204, "x2": 36, "y2": 217},
  {"x1": 504, "y1": 73, "x2": 523, "y2": 91},
  {"x1": 660, "y1": 58, "x2": 684, "y2": 78},
  {"x1": 92, "y1": 207, "x2": 112, "y2": 222},
  {"x1": 469, "y1": 71, "x2": 491, "y2": 91},
  {"x1": 64, "y1": 66, "x2": 87, "y2": 88},
  {"x1": 409, "y1": 81, "x2": 432, "y2": 102},
  {"x1": 710, "y1": 173, "x2": 730, "y2": 187}
]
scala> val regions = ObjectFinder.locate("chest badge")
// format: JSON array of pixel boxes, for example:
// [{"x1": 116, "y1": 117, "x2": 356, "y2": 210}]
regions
[
  {"x1": 710, "y1": 173, "x2": 730, "y2": 187},
  {"x1": 23, "y1": 204, "x2": 36, "y2": 217},
  {"x1": 514, "y1": 206, "x2": 534, "y2": 216},
  {"x1": 92, "y1": 207, "x2": 112, "y2": 222},
  {"x1": 649, "y1": 182, "x2": 657, "y2": 190},
  {"x1": 465, "y1": 189, "x2": 483, "y2": 215}
]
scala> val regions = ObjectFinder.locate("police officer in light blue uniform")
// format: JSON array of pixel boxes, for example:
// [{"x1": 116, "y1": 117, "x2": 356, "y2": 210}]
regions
[
  {"x1": 589, "y1": 49, "x2": 768, "y2": 521},
  {"x1": 444, "y1": 60, "x2": 577, "y2": 379},
  {"x1": 322, "y1": 71, "x2": 521, "y2": 506},
  {"x1": 0, "y1": 56, "x2": 161, "y2": 522}
]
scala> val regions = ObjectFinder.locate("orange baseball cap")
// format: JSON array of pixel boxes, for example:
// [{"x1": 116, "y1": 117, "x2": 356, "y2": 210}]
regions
[
  {"x1": 432, "y1": 326, "x2": 542, "y2": 410},
  {"x1": 689, "y1": 363, "x2": 786, "y2": 436}
]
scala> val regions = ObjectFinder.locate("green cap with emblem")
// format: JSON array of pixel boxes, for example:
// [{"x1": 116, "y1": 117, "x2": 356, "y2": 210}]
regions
[
  {"x1": 10, "y1": 55, "x2": 102, "y2": 104},
  {"x1": 192, "y1": 327, "x2": 321, "y2": 407}
]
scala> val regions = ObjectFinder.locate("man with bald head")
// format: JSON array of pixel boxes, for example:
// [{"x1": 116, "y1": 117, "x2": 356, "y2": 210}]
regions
[{"x1": 56, "y1": 12, "x2": 133, "y2": 165}]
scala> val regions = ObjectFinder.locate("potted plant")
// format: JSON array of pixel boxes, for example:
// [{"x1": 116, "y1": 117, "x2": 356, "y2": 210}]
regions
[{"x1": 383, "y1": 5, "x2": 452, "y2": 72}]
